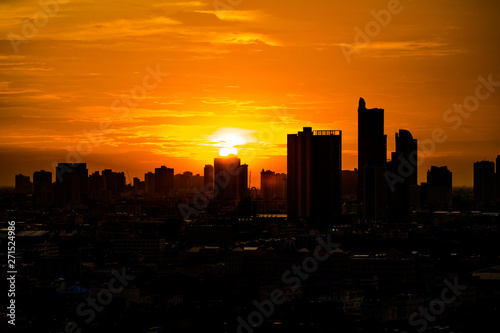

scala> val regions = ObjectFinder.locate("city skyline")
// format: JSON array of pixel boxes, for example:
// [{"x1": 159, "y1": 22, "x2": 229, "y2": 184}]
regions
[
  {"x1": 6, "y1": 114, "x2": 500, "y2": 190},
  {"x1": 2, "y1": 2, "x2": 500, "y2": 331},
  {"x1": 1, "y1": 0, "x2": 500, "y2": 187}
]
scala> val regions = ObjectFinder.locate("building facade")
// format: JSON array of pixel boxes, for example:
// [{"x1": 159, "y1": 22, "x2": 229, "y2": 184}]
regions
[{"x1": 287, "y1": 127, "x2": 342, "y2": 220}]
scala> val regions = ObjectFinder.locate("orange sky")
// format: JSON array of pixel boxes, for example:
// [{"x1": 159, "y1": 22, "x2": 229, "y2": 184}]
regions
[{"x1": 1, "y1": 0, "x2": 499, "y2": 187}]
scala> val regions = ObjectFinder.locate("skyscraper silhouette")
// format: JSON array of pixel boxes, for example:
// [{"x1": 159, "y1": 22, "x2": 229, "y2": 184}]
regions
[
  {"x1": 55, "y1": 163, "x2": 88, "y2": 206},
  {"x1": 204, "y1": 164, "x2": 214, "y2": 193},
  {"x1": 238, "y1": 163, "x2": 248, "y2": 200},
  {"x1": 33, "y1": 170, "x2": 53, "y2": 206},
  {"x1": 88, "y1": 169, "x2": 126, "y2": 200},
  {"x1": 357, "y1": 98, "x2": 387, "y2": 221},
  {"x1": 261, "y1": 170, "x2": 275, "y2": 201},
  {"x1": 395, "y1": 129, "x2": 418, "y2": 188},
  {"x1": 145, "y1": 171, "x2": 156, "y2": 195},
  {"x1": 155, "y1": 166, "x2": 174, "y2": 197},
  {"x1": 425, "y1": 166, "x2": 452, "y2": 210},
  {"x1": 474, "y1": 160, "x2": 495, "y2": 203},
  {"x1": 261, "y1": 170, "x2": 287, "y2": 201},
  {"x1": 214, "y1": 155, "x2": 247, "y2": 201},
  {"x1": 15, "y1": 174, "x2": 32, "y2": 194},
  {"x1": 388, "y1": 129, "x2": 418, "y2": 220},
  {"x1": 287, "y1": 127, "x2": 341, "y2": 221}
]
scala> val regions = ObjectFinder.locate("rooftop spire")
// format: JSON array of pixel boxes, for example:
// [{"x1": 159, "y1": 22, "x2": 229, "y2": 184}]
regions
[{"x1": 358, "y1": 97, "x2": 366, "y2": 110}]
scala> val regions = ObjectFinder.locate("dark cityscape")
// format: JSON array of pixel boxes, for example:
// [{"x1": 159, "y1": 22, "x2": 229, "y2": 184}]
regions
[
  {"x1": 2, "y1": 97, "x2": 500, "y2": 332},
  {"x1": 1, "y1": 1, "x2": 500, "y2": 332}
]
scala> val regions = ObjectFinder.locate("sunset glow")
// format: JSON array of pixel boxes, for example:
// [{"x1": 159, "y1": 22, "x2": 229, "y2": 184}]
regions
[
  {"x1": 219, "y1": 147, "x2": 238, "y2": 157},
  {"x1": 1, "y1": 0, "x2": 499, "y2": 187}
]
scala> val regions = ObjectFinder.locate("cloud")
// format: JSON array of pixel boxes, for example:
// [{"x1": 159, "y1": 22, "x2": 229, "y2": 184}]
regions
[
  {"x1": 338, "y1": 41, "x2": 464, "y2": 58},
  {"x1": 197, "y1": 10, "x2": 264, "y2": 22},
  {"x1": 170, "y1": 11, "x2": 223, "y2": 26}
]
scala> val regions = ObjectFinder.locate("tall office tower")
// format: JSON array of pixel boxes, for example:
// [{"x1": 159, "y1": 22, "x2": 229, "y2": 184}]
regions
[
  {"x1": 55, "y1": 163, "x2": 88, "y2": 206},
  {"x1": 102, "y1": 169, "x2": 126, "y2": 195},
  {"x1": 15, "y1": 174, "x2": 32, "y2": 193},
  {"x1": 357, "y1": 98, "x2": 387, "y2": 221},
  {"x1": 204, "y1": 164, "x2": 214, "y2": 193},
  {"x1": 395, "y1": 129, "x2": 418, "y2": 187},
  {"x1": 261, "y1": 170, "x2": 276, "y2": 201},
  {"x1": 238, "y1": 164, "x2": 248, "y2": 200},
  {"x1": 88, "y1": 171, "x2": 104, "y2": 199},
  {"x1": 261, "y1": 170, "x2": 288, "y2": 201},
  {"x1": 474, "y1": 161, "x2": 495, "y2": 203},
  {"x1": 144, "y1": 172, "x2": 156, "y2": 195},
  {"x1": 33, "y1": 170, "x2": 53, "y2": 206},
  {"x1": 214, "y1": 154, "x2": 242, "y2": 201},
  {"x1": 174, "y1": 171, "x2": 193, "y2": 193},
  {"x1": 287, "y1": 127, "x2": 342, "y2": 220},
  {"x1": 426, "y1": 166, "x2": 452, "y2": 210},
  {"x1": 133, "y1": 177, "x2": 145, "y2": 192},
  {"x1": 276, "y1": 173, "x2": 287, "y2": 200},
  {"x1": 155, "y1": 166, "x2": 174, "y2": 197},
  {"x1": 174, "y1": 171, "x2": 203, "y2": 194},
  {"x1": 388, "y1": 129, "x2": 418, "y2": 220},
  {"x1": 181, "y1": 171, "x2": 193, "y2": 190},
  {"x1": 192, "y1": 174, "x2": 204, "y2": 192},
  {"x1": 89, "y1": 169, "x2": 126, "y2": 200},
  {"x1": 261, "y1": 170, "x2": 287, "y2": 201}
]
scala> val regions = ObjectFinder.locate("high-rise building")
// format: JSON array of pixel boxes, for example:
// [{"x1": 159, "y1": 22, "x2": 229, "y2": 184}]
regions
[
  {"x1": 102, "y1": 169, "x2": 126, "y2": 195},
  {"x1": 15, "y1": 174, "x2": 32, "y2": 194},
  {"x1": 388, "y1": 129, "x2": 418, "y2": 220},
  {"x1": 427, "y1": 166, "x2": 452, "y2": 188},
  {"x1": 204, "y1": 164, "x2": 214, "y2": 193},
  {"x1": 33, "y1": 170, "x2": 53, "y2": 206},
  {"x1": 192, "y1": 174, "x2": 204, "y2": 192},
  {"x1": 238, "y1": 164, "x2": 248, "y2": 200},
  {"x1": 88, "y1": 169, "x2": 126, "y2": 200},
  {"x1": 474, "y1": 161, "x2": 495, "y2": 203},
  {"x1": 261, "y1": 170, "x2": 276, "y2": 201},
  {"x1": 276, "y1": 173, "x2": 287, "y2": 200},
  {"x1": 426, "y1": 166, "x2": 452, "y2": 210},
  {"x1": 287, "y1": 127, "x2": 342, "y2": 220},
  {"x1": 133, "y1": 177, "x2": 145, "y2": 192},
  {"x1": 88, "y1": 171, "x2": 104, "y2": 199},
  {"x1": 214, "y1": 155, "x2": 245, "y2": 201},
  {"x1": 173, "y1": 171, "x2": 204, "y2": 195},
  {"x1": 145, "y1": 172, "x2": 156, "y2": 195},
  {"x1": 261, "y1": 170, "x2": 287, "y2": 201},
  {"x1": 358, "y1": 98, "x2": 387, "y2": 221},
  {"x1": 55, "y1": 163, "x2": 88, "y2": 206},
  {"x1": 181, "y1": 171, "x2": 193, "y2": 190},
  {"x1": 395, "y1": 129, "x2": 418, "y2": 187},
  {"x1": 155, "y1": 166, "x2": 174, "y2": 197}
]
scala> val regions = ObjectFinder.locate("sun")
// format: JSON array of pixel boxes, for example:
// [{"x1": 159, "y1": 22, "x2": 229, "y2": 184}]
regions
[
  {"x1": 209, "y1": 128, "x2": 252, "y2": 157},
  {"x1": 219, "y1": 147, "x2": 238, "y2": 156}
]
